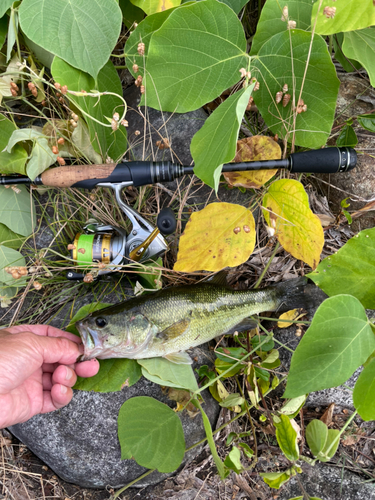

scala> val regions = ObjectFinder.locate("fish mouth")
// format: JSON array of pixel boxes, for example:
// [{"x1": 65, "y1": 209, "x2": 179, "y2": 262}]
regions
[{"x1": 76, "y1": 321, "x2": 104, "y2": 360}]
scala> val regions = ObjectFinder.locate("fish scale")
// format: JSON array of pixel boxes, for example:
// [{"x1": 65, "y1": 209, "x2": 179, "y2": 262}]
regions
[{"x1": 76, "y1": 277, "x2": 307, "y2": 364}]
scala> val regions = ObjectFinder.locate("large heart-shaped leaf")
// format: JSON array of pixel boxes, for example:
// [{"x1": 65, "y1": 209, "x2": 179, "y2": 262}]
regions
[
  {"x1": 0, "y1": 223, "x2": 24, "y2": 250},
  {"x1": 191, "y1": 85, "x2": 253, "y2": 189},
  {"x1": 174, "y1": 202, "x2": 256, "y2": 272},
  {"x1": 51, "y1": 58, "x2": 127, "y2": 162},
  {"x1": 252, "y1": 29, "x2": 340, "y2": 148},
  {"x1": 144, "y1": 0, "x2": 248, "y2": 112},
  {"x1": 308, "y1": 228, "x2": 375, "y2": 309},
  {"x1": 284, "y1": 295, "x2": 375, "y2": 398},
  {"x1": 262, "y1": 179, "x2": 324, "y2": 269},
  {"x1": 312, "y1": 0, "x2": 375, "y2": 36},
  {"x1": 0, "y1": 245, "x2": 26, "y2": 288},
  {"x1": 342, "y1": 28, "x2": 375, "y2": 87},
  {"x1": 118, "y1": 396, "x2": 185, "y2": 472},
  {"x1": 0, "y1": 186, "x2": 35, "y2": 236},
  {"x1": 0, "y1": 1, "x2": 13, "y2": 18},
  {"x1": 251, "y1": 0, "x2": 313, "y2": 54},
  {"x1": 19, "y1": 0, "x2": 122, "y2": 78}
]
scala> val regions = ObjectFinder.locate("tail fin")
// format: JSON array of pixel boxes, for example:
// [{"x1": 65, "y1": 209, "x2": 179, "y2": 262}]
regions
[{"x1": 271, "y1": 277, "x2": 309, "y2": 312}]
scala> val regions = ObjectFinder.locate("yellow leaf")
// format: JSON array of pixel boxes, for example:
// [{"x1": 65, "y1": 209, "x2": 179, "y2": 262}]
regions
[
  {"x1": 130, "y1": 0, "x2": 181, "y2": 15},
  {"x1": 217, "y1": 379, "x2": 229, "y2": 400},
  {"x1": 174, "y1": 202, "x2": 255, "y2": 272},
  {"x1": 262, "y1": 179, "x2": 324, "y2": 269},
  {"x1": 224, "y1": 136, "x2": 280, "y2": 189},
  {"x1": 277, "y1": 309, "x2": 303, "y2": 328}
]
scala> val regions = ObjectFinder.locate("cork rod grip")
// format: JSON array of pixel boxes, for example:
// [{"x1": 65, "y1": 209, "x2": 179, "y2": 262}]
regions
[{"x1": 40, "y1": 164, "x2": 117, "y2": 188}]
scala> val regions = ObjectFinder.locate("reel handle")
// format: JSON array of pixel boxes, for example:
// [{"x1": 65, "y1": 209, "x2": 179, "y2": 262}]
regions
[{"x1": 157, "y1": 207, "x2": 176, "y2": 235}]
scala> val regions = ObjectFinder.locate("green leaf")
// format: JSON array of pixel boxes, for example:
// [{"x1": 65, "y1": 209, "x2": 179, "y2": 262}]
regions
[
  {"x1": 215, "y1": 358, "x2": 243, "y2": 378},
  {"x1": 317, "y1": 429, "x2": 340, "y2": 462},
  {"x1": 336, "y1": 124, "x2": 358, "y2": 147},
  {"x1": 333, "y1": 33, "x2": 362, "y2": 73},
  {"x1": 274, "y1": 414, "x2": 299, "y2": 462},
  {"x1": 144, "y1": 0, "x2": 248, "y2": 112},
  {"x1": 252, "y1": 335, "x2": 274, "y2": 351},
  {"x1": 0, "y1": 223, "x2": 24, "y2": 250},
  {"x1": 308, "y1": 228, "x2": 375, "y2": 309},
  {"x1": 284, "y1": 295, "x2": 375, "y2": 398},
  {"x1": 357, "y1": 113, "x2": 375, "y2": 133},
  {"x1": 0, "y1": 282, "x2": 18, "y2": 304},
  {"x1": 219, "y1": 393, "x2": 245, "y2": 408},
  {"x1": 0, "y1": 245, "x2": 26, "y2": 287},
  {"x1": 215, "y1": 347, "x2": 247, "y2": 363},
  {"x1": 280, "y1": 395, "x2": 306, "y2": 418},
  {"x1": 191, "y1": 85, "x2": 253, "y2": 190},
  {"x1": 6, "y1": 128, "x2": 57, "y2": 180},
  {"x1": 252, "y1": 30, "x2": 340, "y2": 148},
  {"x1": 219, "y1": 0, "x2": 249, "y2": 15},
  {"x1": 305, "y1": 419, "x2": 328, "y2": 456},
  {"x1": 130, "y1": 0, "x2": 181, "y2": 15},
  {"x1": 0, "y1": 185, "x2": 35, "y2": 236},
  {"x1": 74, "y1": 358, "x2": 142, "y2": 392},
  {"x1": 342, "y1": 28, "x2": 375, "y2": 87},
  {"x1": 0, "y1": 14, "x2": 8, "y2": 49},
  {"x1": 6, "y1": 7, "x2": 17, "y2": 62},
  {"x1": 224, "y1": 446, "x2": 243, "y2": 474},
  {"x1": 119, "y1": 0, "x2": 144, "y2": 29},
  {"x1": 19, "y1": 0, "x2": 122, "y2": 78},
  {"x1": 251, "y1": 0, "x2": 313, "y2": 55},
  {"x1": 138, "y1": 357, "x2": 198, "y2": 392},
  {"x1": 312, "y1": 0, "x2": 375, "y2": 36},
  {"x1": 118, "y1": 396, "x2": 185, "y2": 472},
  {"x1": 0, "y1": 1, "x2": 13, "y2": 17},
  {"x1": 125, "y1": 7, "x2": 181, "y2": 79},
  {"x1": 0, "y1": 114, "x2": 28, "y2": 175},
  {"x1": 260, "y1": 469, "x2": 295, "y2": 489},
  {"x1": 51, "y1": 58, "x2": 127, "y2": 162},
  {"x1": 353, "y1": 358, "x2": 375, "y2": 421}
]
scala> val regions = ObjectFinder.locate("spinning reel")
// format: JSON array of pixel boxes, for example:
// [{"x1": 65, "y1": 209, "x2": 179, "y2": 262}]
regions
[{"x1": 66, "y1": 182, "x2": 176, "y2": 281}]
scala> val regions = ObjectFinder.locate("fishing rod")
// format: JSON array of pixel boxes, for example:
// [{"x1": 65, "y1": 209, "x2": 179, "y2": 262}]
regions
[
  {"x1": 0, "y1": 146, "x2": 357, "y2": 190},
  {"x1": 0, "y1": 147, "x2": 357, "y2": 281}
]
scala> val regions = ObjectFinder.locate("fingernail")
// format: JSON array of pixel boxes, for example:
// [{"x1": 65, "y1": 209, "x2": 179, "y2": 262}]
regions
[
  {"x1": 65, "y1": 367, "x2": 73, "y2": 380},
  {"x1": 60, "y1": 385, "x2": 67, "y2": 394}
]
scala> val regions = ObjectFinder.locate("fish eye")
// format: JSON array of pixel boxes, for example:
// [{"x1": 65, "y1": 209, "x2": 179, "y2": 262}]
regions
[{"x1": 95, "y1": 317, "x2": 107, "y2": 328}]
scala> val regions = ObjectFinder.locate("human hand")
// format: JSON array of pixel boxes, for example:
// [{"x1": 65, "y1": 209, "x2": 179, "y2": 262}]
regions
[{"x1": 0, "y1": 324, "x2": 99, "y2": 428}]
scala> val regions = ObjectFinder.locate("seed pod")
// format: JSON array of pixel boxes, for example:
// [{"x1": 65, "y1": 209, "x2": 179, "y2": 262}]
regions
[
  {"x1": 275, "y1": 91, "x2": 283, "y2": 104},
  {"x1": 253, "y1": 81, "x2": 260, "y2": 91},
  {"x1": 287, "y1": 20, "x2": 296, "y2": 29},
  {"x1": 239, "y1": 68, "x2": 247, "y2": 78},
  {"x1": 57, "y1": 137, "x2": 65, "y2": 145},
  {"x1": 281, "y1": 5, "x2": 288, "y2": 21},
  {"x1": 52, "y1": 145, "x2": 59, "y2": 154},
  {"x1": 113, "y1": 112, "x2": 120, "y2": 122},
  {"x1": 67, "y1": 244, "x2": 76, "y2": 251},
  {"x1": 111, "y1": 118, "x2": 118, "y2": 131},
  {"x1": 302, "y1": 104, "x2": 307, "y2": 112},
  {"x1": 41, "y1": 100, "x2": 46, "y2": 106},
  {"x1": 323, "y1": 6, "x2": 336, "y2": 18},
  {"x1": 243, "y1": 225, "x2": 250, "y2": 233},
  {"x1": 10, "y1": 88, "x2": 18, "y2": 96},
  {"x1": 11, "y1": 186, "x2": 21, "y2": 194},
  {"x1": 283, "y1": 84, "x2": 288, "y2": 93},
  {"x1": 83, "y1": 273, "x2": 94, "y2": 283},
  {"x1": 132, "y1": 63, "x2": 139, "y2": 73},
  {"x1": 57, "y1": 156, "x2": 65, "y2": 166},
  {"x1": 61, "y1": 85, "x2": 68, "y2": 95},
  {"x1": 28, "y1": 82, "x2": 36, "y2": 90},
  {"x1": 12, "y1": 271, "x2": 21, "y2": 280},
  {"x1": 33, "y1": 281, "x2": 42, "y2": 290},
  {"x1": 282, "y1": 93, "x2": 291, "y2": 107},
  {"x1": 135, "y1": 130, "x2": 140, "y2": 136},
  {"x1": 10, "y1": 81, "x2": 18, "y2": 89},
  {"x1": 71, "y1": 112, "x2": 79, "y2": 122},
  {"x1": 273, "y1": 134, "x2": 279, "y2": 142},
  {"x1": 54, "y1": 82, "x2": 61, "y2": 90},
  {"x1": 137, "y1": 42, "x2": 145, "y2": 55},
  {"x1": 121, "y1": 119, "x2": 129, "y2": 127},
  {"x1": 18, "y1": 267, "x2": 28, "y2": 276},
  {"x1": 70, "y1": 119, "x2": 78, "y2": 128},
  {"x1": 78, "y1": 248, "x2": 86, "y2": 254},
  {"x1": 140, "y1": 85, "x2": 145, "y2": 94},
  {"x1": 135, "y1": 75, "x2": 143, "y2": 87},
  {"x1": 233, "y1": 227, "x2": 241, "y2": 234}
]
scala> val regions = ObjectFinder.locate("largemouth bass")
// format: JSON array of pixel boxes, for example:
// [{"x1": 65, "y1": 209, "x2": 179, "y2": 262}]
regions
[{"x1": 76, "y1": 277, "x2": 307, "y2": 364}]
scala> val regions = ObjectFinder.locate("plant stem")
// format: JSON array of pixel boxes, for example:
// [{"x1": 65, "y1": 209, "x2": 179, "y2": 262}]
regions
[
  {"x1": 111, "y1": 469, "x2": 155, "y2": 499},
  {"x1": 254, "y1": 241, "x2": 280, "y2": 288}
]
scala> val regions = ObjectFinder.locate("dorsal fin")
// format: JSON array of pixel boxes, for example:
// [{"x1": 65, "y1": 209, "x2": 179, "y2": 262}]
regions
[{"x1": 204, "y1": 270, "x2": 229, "y2": 287}]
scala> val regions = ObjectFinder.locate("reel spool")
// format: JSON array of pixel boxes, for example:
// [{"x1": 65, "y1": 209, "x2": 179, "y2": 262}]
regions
[{"x1": 66, "y1": 207, "x2": 176, "y2": 281}]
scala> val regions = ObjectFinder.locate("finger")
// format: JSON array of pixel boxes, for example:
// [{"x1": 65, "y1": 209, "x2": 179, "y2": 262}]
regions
[
  {"x1": 75, "y1": 359, "x2": 100, "y2": 378},
  {"x1": 52, "y1": 365, "x2": 77, "y2": 388},
  {"x1": 32, "y1": 335, "x2": 83, "y2": 366},
  {"x1": 41, "y1": 385, "x2": 73, "y2": 413},
  {"x1": 42, "y1": 363, "x2": 57, "y2": 373},
  {"x1": 42, "y1": 372, "x2": 52, "y2": 390}
]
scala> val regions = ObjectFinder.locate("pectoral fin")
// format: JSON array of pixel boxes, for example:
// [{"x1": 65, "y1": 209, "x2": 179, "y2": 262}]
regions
[
  {"x1": 226, "y1": 318, "x2": 258, "y2": 336},
  {"x1": 156, "y1": 318, "x2": 191, "y2": 342},
  {"x1": 164, "y1": 351, "x2": 193, "y2": 364}
]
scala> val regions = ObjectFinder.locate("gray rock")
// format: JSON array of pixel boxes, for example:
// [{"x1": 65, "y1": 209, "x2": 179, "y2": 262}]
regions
[
  {"x1": 278, "y1": 462, "x2": 375, "y2": 500},
  {"x1": 10, "y1": 344, "x2": 220, "y2": 489}
]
